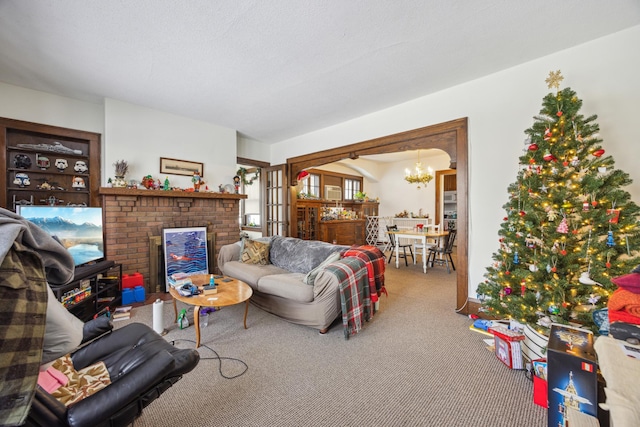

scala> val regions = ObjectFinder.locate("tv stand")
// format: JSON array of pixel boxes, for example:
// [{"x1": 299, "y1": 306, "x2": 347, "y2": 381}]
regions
[{"x1": 51, "y1": 260, "x2": 122, "y2": 321}]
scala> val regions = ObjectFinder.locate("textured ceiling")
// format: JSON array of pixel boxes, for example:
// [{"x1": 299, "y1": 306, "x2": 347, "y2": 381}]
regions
[{"x1": 0, "y1": 0, "x2": 638, "y2": 144}]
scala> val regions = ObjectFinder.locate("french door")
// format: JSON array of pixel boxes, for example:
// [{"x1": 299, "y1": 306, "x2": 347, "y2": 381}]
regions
[{"x1": 262, "y1": 164, "x2": 288, "y2": 237}]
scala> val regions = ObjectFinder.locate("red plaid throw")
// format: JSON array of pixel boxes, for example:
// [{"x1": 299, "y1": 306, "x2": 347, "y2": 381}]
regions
[{"x1": 343, "y1": 245, "x2": 387, "y2": 302}]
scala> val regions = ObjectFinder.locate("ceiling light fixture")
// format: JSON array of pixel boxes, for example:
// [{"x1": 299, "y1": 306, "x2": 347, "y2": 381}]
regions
[{"x1": 404, "y1": 151, "x2": 433, "y2": 189}]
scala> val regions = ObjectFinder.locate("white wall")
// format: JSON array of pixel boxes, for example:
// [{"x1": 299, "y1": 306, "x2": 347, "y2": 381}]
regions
[
  {"x1": 270, "y1": 25, "x2": 640, "y2": 300},
  {"x1": 0, "y1": 81, "x2": 104, "y2": 134},
  {"x1": 237, "y1": 134, "x2": 270, "y2": 163},
  {"x1": 104, "y1": 99, "x2": 237, "y2": 188}
]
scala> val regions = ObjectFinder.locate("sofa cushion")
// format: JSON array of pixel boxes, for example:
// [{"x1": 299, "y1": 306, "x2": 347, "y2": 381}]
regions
[
  {"x1": 257, "y1": 273, "x2": 314, "y2": 303},
  {"x1": 221, "y1": 260, "x2": 289, "y2": 289},
  {"x1": 240, "y1": 238, "x2": 270, "y2": 265},
  {"x1": 304, "y1": 252, "x2": 342, "y2": 286},
  {"x1": 269, "y1": 236, "x2": 346, "y2": 274}
]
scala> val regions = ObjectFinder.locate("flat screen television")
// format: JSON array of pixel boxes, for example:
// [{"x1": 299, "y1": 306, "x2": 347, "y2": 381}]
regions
[{"x1": 17, "y1": 206, "x2": 105, "y2": 267}]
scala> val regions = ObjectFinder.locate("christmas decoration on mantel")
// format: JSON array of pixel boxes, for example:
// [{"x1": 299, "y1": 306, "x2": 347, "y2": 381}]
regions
[{"x1": 476, "y1": 70, "x2": 640, "y2": 333}]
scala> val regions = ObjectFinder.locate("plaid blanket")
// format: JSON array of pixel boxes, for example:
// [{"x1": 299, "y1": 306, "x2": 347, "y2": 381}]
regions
[
  {"x1": 343, "y1": 245, "x2": 387, "y2": 302},
  {"x1": 324, "y1": 257, "x2": 370, "y2": 339}
]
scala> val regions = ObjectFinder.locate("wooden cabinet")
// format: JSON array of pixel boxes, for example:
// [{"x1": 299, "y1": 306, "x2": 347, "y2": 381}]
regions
[
  {"x1": 319, "y1": 219, "x2": 365, "y2": 246},
  {"x1": 1, "y1": 117, "x2": 101, "y2": 210},
  {"x1": 52, "y1": 260, "x2": 122, "y2": 321},
  {"x1": 295, "y1": 199, "x2": 378, "y2": 244},
  {"x1": 443, "y1": 174, "x2": 457, "y2": 191},
  {"x1": 296, "y1": 199, "x2": 322, "y2": 240}
]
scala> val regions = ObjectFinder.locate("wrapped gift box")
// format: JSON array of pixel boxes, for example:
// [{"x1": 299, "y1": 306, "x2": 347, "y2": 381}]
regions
[{"x1": 489, "y1": 325, "x2": 525, "y2": 370}]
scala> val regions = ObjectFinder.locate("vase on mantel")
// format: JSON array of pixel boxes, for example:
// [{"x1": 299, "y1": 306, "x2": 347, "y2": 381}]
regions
[{"x1": 113, "y1": 175, "x2": 127, "y2": 188}]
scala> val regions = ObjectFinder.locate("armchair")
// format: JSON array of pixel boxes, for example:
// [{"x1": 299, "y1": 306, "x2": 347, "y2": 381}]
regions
[{"x1": 24, "y1": 316, "x2": 200, "y2": 427}]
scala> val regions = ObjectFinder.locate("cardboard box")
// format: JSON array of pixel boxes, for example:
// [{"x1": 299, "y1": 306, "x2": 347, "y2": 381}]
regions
[
  {"x1": 489, "y1": 325, "x2": 525, "y2": 369},
  {"x1": 547, "y1": 324, "x2": 597, "y2": 427}
]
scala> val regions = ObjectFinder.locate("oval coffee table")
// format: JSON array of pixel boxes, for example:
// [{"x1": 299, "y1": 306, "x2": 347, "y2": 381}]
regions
[{"x1": 169, "y1": 274, "x2": 252, "y2": 348}]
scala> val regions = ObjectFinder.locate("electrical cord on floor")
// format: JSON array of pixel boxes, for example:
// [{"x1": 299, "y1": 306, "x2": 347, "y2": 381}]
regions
[{"x1": 170, "y1": 339, "x2": 248, "y2": 379}]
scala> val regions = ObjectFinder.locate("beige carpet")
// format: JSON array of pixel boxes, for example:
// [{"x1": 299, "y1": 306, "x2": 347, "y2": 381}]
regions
[{"x1": 117, "y1": 255, "x2": 546, "y2": 427}]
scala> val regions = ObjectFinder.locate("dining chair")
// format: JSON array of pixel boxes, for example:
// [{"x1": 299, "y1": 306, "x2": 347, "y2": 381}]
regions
[
  {"x1": 386, "y1": 224, "x2": 414, "y2": 266},
  {"x1": 414, "y1": 224, "x2": 440, "y2": 265},
  {"x1": 427, "y1": 229, "x2": 457, "y2": 273}
]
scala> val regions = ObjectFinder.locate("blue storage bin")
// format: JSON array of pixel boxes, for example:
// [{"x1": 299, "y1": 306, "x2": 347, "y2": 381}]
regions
[
  {"x1": 122, "y1": 288, "x2": 135, "y2": 305},
  {"x1": 134, "y1": 286, "x2": 146, "y2": 303}
]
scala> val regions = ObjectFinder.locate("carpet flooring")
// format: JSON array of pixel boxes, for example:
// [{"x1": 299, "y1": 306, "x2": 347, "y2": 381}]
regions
[{"x1": 117, "y1": 255, "x2": 546, "y2": 427}]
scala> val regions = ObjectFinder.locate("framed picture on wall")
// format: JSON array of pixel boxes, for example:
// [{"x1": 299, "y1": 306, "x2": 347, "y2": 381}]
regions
[
  {"x1": 160, "y1": 157, "x2": 204, "y2": 177},
  {"x1": 162, "y1": 226, "x2": 209, "y2": 291}
]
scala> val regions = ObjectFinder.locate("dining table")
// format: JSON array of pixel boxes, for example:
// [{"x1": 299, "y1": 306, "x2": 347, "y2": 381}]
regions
[{"x1": 387, "y1": 228, "x2": 449, "y2": 273}]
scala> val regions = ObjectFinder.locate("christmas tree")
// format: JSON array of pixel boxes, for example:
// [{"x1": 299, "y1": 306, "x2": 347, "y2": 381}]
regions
[{"x1": 476, "y1": 71, "x2": 640, "y2": 333}]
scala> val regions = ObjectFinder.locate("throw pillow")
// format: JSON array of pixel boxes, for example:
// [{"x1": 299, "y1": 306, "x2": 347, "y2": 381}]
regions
[
  {"x1": 41, "y1": 285, "x2": 84, "y2": 365},
  {"x1": 303, "y1": 252, "x2": 342, "y2": 286},
  {"x1": 240, "y1": 238, "x2": 270, "y2": 265}
]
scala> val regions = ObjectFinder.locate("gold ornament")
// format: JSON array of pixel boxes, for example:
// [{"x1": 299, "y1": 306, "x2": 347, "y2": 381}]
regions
[{"x1": 545, "y1": 70, "x2": 564, "y2": 90}]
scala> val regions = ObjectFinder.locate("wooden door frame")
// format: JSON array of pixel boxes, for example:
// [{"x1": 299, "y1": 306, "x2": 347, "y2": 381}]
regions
[{"x1": 286, "y1": 118, "x2": 470, "y2": 313}]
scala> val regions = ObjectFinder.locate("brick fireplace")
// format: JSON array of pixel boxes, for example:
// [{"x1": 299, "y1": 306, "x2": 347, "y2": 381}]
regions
[{"x1": 100, "y1": 188, "x2": 246, "y2": 293}]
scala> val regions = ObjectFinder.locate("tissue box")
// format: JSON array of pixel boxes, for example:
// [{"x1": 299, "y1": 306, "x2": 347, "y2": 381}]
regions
[{"x1": 134, "y1": 286, "x2": 146, "y2": 303}]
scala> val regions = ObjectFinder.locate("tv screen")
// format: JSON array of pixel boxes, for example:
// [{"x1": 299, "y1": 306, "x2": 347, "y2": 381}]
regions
[{"x1": 17, "y1": 206, "x2": 105, "y2": 267}]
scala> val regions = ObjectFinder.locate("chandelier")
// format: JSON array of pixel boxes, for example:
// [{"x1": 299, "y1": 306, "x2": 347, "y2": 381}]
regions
[{"x1": 404, "y1": 151, "x2": 433, "y2": 189}]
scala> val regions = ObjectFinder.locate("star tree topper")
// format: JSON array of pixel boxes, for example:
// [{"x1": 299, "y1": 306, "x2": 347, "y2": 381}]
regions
[{"x1": 545, "y1": 70, "x2": 564, "y2": 90}]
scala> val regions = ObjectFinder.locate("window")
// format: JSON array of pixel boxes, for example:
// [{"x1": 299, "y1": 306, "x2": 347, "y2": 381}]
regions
[
  {"x1": 238, "y1": 167, "x2": 261, "y2": 228},
  {"x1": 301, "y1": 173, "x2": 320, "y2": 197},
  {"x1": 344, "y1": 178, "x2": 361, "y2": 200}
]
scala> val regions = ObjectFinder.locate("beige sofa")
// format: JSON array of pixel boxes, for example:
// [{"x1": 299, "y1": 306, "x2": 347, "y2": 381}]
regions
[{"x1": 217, "y1": 236, "x2": 354, "y2": 332}]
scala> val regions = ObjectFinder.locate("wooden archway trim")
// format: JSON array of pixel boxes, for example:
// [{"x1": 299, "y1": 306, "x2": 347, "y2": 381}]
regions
[{"x1": 286, "y1": 117, "x2": 470, "y2": 314}]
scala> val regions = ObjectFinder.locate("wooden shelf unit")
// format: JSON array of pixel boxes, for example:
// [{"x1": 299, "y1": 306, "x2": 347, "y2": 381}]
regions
[{"x1": 1, "y1": 117, "x2": 101, "y2": 210}]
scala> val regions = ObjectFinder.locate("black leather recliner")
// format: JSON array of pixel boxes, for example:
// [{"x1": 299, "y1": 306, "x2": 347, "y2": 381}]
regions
[{"x1": 23, "y1": 317, "x2": 200, "y2": 427}]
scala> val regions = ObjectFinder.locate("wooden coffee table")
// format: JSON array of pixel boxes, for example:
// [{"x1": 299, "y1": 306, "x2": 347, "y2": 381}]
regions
[{"x1": 169, "y1": 274, "x2": 253, "y2": 348}]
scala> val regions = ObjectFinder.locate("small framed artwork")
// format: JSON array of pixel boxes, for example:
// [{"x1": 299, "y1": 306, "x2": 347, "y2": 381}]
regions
[
  {"x1": 162, "y1": 227, "x2": 209, "y2": 291},
  {"x1": 160, "y1": 157, "x2": 204, "y2": 177}
]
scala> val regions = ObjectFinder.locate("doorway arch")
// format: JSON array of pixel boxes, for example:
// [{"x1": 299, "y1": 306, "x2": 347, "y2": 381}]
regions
[{"x1": 287, "y1": 117, "x2": 469, "y2": 313}]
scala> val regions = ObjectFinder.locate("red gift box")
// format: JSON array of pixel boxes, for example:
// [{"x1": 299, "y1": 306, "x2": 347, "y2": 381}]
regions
[
  {"x1": 489, "y1": 326, "x2": 525, "y2": 369},
  {"x1": 533, "y1": 375, "x2": 548, "y2": 408}
]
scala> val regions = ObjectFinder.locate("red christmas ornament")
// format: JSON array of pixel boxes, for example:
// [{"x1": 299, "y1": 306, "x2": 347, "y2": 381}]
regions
[
  {"x1": 591, "y1": 200, "x2": 598, "y2": 207},
  {"x1": 551, "y1": 266, "x2": 557, "y2": 273},
  {"x1": 543, "y1": 152, "x2": 556, "y2": 162},
  {"x1": 519, "y1": 210, "x2": 526, "y2": 217},
  {"x1": 529, "y1": 158, "x2": 536, "y2": 164},
  {"x1": 593, "y1": 149, "x2": 605, "y2": 157},
  {"x1": 556, "y1": 111, "x2": 563, "y2": 117},
  {"x1": 560, "y1": 250, "x2": 567, "y2": 256},
  {"x1": 505, "y1": 270, "x2": 511, "y2": 275},
  {"x1": 528, "y1": 143, "x2": 539, "y2": 151},
  {"x1": 503, "y1": 217, "x2": 508, "y2": 221},
  {"x1": 606, "y1": 262, "x2": 611, "y2": 268}
]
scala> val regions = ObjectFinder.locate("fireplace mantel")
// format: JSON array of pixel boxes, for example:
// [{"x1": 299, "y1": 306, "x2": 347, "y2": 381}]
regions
[
  {"x1": 99, "y1": 187, "x2": 247, "y2": 200},
  {"x1": 100, "y1": 187, "x2": 245, "y2": 292}
]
